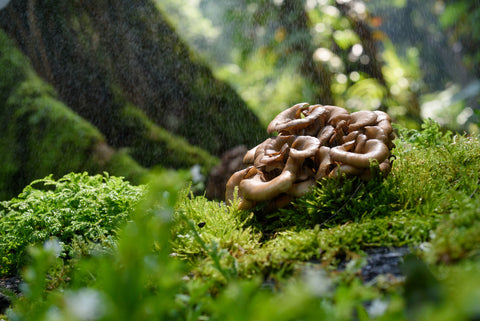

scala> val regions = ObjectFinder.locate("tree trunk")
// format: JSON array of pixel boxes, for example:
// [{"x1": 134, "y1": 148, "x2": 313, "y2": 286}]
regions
[{"x1": 0, "y1": 0, "x2": 265, "y2": 161}]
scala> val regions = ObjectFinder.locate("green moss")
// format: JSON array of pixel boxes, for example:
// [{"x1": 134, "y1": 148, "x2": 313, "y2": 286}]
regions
[
  {"x1": 168, "y1": 120, "x2": 480, "y2": 283},
  {"x1": 8, "y1": 77, "x2": 104, "y2": 176},
  {"x1": 102, "y1": 149, "x2": 149, "y2": 185},
  {"x1": 0, "y1": 29, "x2": 149, "y2": 199},
  {"x1": 0, "y1": 173, "x2": 145, "y2": 276},
  {"x1": 426, "y1": 194, "x2": 480, "y2": 263},
  {"x1": 120, "y1": 103, "x2": 218, "y2": 171},
  {"x1": 3, "y1": 124, "x2": 480, "y2": 320}
]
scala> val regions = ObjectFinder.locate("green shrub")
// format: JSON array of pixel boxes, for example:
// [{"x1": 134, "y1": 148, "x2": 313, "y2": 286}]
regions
[{"x1": 0, "y1": 172, "x2": 145, "y2": 276}]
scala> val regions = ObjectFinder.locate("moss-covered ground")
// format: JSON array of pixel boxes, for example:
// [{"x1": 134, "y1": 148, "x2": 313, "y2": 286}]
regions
[{"x1": 1, "y1": 120, "x2": 480, "y2": 320}]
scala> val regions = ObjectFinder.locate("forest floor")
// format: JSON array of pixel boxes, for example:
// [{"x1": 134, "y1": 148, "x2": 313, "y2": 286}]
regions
[{"x1": 1, "y1": 120, "x2": 480, "y2": 320}]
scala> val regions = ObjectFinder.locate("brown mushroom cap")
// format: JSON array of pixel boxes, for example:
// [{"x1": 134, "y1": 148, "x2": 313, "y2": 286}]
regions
[
  {"x1": 267, "y1": 103, "x2": 329, "y2": 135},
  {"x1": 329, "y1": 164, "x2": 364, "y2": 178},
  {"x1": 343, "y1": 130, "x2": 360, "y2": 144},
  {"x1": 315, "y1": 146, "x2": 333, "y2": 179},
  {"x1": 348, "y1": 111, "x2": 378, "y2": 131},
  {"x1": 374, "y1": 110, "x2": 393, "y2": 136},
  {"x1": 239, "y1": 135, "x2": 320, "y2": 202},
  {"x1": 329, "y1": 120, "x2": 348, "y2": 146},
  {"x1": 255, "y1": 136, "x2": 294, "y2": 169},
  {"x1": 364, "y1": 126, "x2": 387, "y2": 142},
  {"x1": 243, "y1": 142, "x2": 262, "y2": 165},
  {"x1": 239, "y1": 157, "x2": 299, "y2": 201},
  {"x1": 323, "y1": 105, "x2": 349, "y2": 124},
  {"x1": 225, "y1": 103, "x2": 395, "y2": 210},
  {"x1": 330, "y1": 138, "x2": 390, "y2": 168},
  {"x1": 317, "y1": 125, "x2": 335, "y2": 146},
  {"x1": 302, "y1": 105, "x2": 330, "y2": 136},
  {"x1": 354, "y1": 134, "x2": 368, "y2": 154},
  {"x1": 288, "y1": 177, "x2": 316, "y2": 197},
  {"x1": 267, "y1": 102, "x2": 309, "y2": 134},
  {"x1": 289, "y1": 135, "x2": 320, "y2": 159}
]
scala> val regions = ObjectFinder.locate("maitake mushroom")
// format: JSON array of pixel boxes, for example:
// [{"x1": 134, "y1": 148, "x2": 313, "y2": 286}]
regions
[{"x1": 226, "y1": 103, "x2": 395, "y2": 210}]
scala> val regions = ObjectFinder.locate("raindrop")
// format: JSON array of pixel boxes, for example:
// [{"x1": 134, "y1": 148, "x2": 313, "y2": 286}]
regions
[
  {"x1": 367, "y1": 299, "x2": 388, "y2": 318},
  {"x1": 352, "y1": 2, "x2": 366, "y2": 16},
  {"x1": 393, "y1": 68, "x2": 404, "y2": 78},
  {"x1": 372, "y1": 98, "x2": 382, "y2": 109},
  {"x1": 457, "y1": 107, "x2": 473, "y2": 125},
  {"x1": 348, "y1": 52, "x2": 359, "y2": 62},
  {"x1": 433, "y1": 1, "x2": 445, "y2": 14},
  {"x1": 390, "y1": 84, "x2": 401, "y2": 95},
  {"x1": 302, "y1": 268, "x2": 332, "y2": 297},
  {"x1": 453, "y1": 42, "x2": 462, "y2": 53},
  {"x1": 330, "y1": 56, "x2": 343, "y2": 70},
  {"x1": 398, "y1": 77, "x2": 409, "y2": 89},
  {"x1": 43, "y1": 238, "x2": 63, "y2": 258},
  {"x1": 190, "y1": 164, "x2": 204, "y2": 183},
  {"x1": 65, "y1": 289, "x2": 105, "y2": 321}
]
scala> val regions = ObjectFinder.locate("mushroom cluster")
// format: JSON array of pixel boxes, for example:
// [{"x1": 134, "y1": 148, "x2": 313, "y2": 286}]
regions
[{"x1": 225, "y1": 103, "x2": 395, "y2": 210}]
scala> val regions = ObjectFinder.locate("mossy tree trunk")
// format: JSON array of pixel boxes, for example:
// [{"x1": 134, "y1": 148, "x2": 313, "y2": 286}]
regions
[
  {"x1": 0, "y1": 30, "x2": 148, "y2": 200},
  {"x1": 0, "y1": 0, "x2": 265, "y2": 163}
]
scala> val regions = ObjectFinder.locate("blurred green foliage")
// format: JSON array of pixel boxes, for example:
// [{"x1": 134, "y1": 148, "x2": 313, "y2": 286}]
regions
[
  {"x1": 158, "y1": 0, "x2": 480, "y2": 133},
  {"x1": 439, "y1": 0, "x2": 480, "y2": 76}
]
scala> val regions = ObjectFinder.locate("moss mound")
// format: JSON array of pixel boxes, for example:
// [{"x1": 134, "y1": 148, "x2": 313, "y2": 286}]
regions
[{"x1": 0, "y1": 173, "x2": 145, "y2": 276}]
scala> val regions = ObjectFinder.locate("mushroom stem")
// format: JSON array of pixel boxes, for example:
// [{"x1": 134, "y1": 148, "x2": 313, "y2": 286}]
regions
[
  {"x1": 315, "y1": 146, "x2": 332, "y2": 179},
  {"x1": 329, "y1": 164, "x2": 364, "y2": 178},
  {"x1": 288, "y1": 178, "x2": 316, "y2": 197}
]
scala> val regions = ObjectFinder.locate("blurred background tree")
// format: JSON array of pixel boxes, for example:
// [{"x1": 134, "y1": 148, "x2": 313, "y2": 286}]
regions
[{"x1": 157, "y1": 0, "x2": 480, "y2": 132}]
